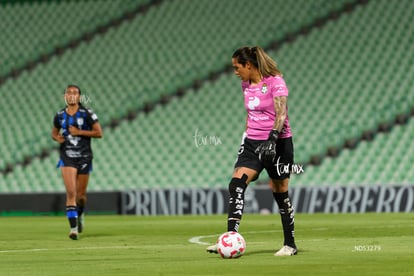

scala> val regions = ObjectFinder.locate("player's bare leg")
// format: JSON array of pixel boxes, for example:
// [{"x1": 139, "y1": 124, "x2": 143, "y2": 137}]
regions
[
  {"x1": 76, "y1": 174, "x2": 89, "y2": 233},
  {"x1": 61, "y1": 167, "x2": 79, "y2": 240}
]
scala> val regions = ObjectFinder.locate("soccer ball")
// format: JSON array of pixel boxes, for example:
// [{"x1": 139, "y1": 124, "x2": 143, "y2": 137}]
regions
[{"x1": 216, "y1": 231, "x2": 246, "y2": 259}]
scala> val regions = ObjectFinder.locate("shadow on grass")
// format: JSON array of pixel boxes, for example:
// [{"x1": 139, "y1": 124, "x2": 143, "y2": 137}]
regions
[
  {"x1": 245, "y1": 248, "x2": 305, "y2": 256},
  {"x1": 79, "y1": 232, "x2": 117, "y2": 238}
]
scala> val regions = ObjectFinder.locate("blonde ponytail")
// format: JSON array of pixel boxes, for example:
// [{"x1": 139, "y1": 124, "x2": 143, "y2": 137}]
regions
[{"x1": 254, "y1": 47, "x2": 282, "y2": 77}]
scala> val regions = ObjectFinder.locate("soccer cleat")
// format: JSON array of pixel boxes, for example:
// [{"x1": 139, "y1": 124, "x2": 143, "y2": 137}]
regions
[
  {"x1": 274, "y1": 245, "x2": 297, "y2": 256},
  {"x1": 78, "y1": 213, "x2": 84, "y2": 233},
  {"x1": 69, "y1": 230, "x2": 79, "y2": 240},
  {"x1": 206, "y1": 244, "x2": 218, "y2": 254}
]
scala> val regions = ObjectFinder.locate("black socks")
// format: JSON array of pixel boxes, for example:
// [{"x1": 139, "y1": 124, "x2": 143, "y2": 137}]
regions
[
  {"x1": 227, "y1": 174, "x2": 248, "y2": 232},
  {"x1": 273, "y1": 192, "x2": 296, "y2": 248}
]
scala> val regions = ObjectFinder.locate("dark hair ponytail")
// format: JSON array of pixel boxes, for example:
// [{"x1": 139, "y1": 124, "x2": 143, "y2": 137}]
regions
[
  {"x1": 232, "y1": 46, "x2": 258, "y2": 68},
  {"x1": 232, "y1": 46, "x2": 282, "y2": 77}
]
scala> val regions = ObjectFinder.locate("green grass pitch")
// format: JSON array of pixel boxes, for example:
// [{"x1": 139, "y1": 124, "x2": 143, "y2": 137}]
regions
[{"x1": 0, "y1": 213, "x2": 413, "y2": 275}]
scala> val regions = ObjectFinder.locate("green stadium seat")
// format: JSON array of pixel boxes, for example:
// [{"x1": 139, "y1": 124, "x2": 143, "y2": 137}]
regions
[{"x1": 1, "y1": 0, "x2": 413, "y2": 192}]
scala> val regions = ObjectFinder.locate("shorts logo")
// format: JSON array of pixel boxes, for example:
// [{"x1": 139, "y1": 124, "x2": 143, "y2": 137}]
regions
[
  {"x1": 81, "y1": 163, "x2": 88, "y2": 170},
  {"x1": 238, "y1": 145, "x2": 244, "y2": 155}
]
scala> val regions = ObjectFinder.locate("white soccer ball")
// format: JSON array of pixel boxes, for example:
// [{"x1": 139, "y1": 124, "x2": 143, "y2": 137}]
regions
[{"x1": 217, "y1": 231, "x2": 246, "y2": 259}]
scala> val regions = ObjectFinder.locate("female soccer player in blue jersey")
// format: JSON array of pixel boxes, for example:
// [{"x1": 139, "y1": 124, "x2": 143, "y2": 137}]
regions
[{"x1": 51, "y1": 85, "x2": 103, "y2": 240}]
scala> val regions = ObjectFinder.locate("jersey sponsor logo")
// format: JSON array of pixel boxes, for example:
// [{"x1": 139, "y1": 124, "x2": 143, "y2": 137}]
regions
[
  {"x1": 247, "y1": 96, "x2": 260, "y2": 110},
  {"x1": 248, "y1": 114, "x2": 270, "y2": 121},
  {"x1": 68, "y1": 135, "x2": 81, "y2": 146},
  {"x1": 65, "y1": 150, "x2": 82, "y2": 158}
]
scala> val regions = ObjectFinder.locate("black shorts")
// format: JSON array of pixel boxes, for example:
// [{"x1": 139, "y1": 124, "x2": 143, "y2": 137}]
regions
[
  {"x1": 57, "y1": 156, "x2": 93, "y2": 175},
  {"x1": 234, "y1": 136, "x2": 294, "y2": 180}
]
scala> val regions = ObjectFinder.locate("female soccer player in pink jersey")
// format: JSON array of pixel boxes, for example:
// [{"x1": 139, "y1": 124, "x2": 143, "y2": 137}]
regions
[{"x1": 207, "y1": 46, "x2": 297, "y2": 256}]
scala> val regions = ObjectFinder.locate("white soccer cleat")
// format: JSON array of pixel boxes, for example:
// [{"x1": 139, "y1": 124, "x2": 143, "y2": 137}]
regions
[
  {"x1": 206, "y1": 244, "x2": 218, "y2": 254},
  {"x1": 69, "y1": 229, "x2": 79, "y2": 240},
  {"x1": 274, "y1": 245, "x2": 297, "y2": 256}
]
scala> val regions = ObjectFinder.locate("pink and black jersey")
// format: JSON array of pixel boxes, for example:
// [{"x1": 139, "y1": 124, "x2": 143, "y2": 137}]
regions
[{"x1": 242, "y1": 75, "x2": 292, "y2": 140}]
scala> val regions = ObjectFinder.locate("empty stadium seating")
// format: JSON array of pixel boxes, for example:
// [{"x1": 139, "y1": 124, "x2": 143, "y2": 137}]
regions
[
  {"x1": 0, "y1": 0, "x2": 151, "y2": 75},
  {"x1": 0, "y1": 0, "x2": 358, "y2": 170},
  {"x1": 0, "y1": 0, "x2": 412, "y2": 193},
  {"x1": 294, "y1": 116, "x2": 414, "y2": 186}
]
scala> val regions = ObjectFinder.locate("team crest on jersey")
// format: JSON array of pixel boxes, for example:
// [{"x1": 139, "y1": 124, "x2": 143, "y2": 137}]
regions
[
  {"x1": 261, "y1": 83, "x2": 268, "y2": 94},
  {"x1": 77, "y1": 117, "x2": 84, "y2": 128}
]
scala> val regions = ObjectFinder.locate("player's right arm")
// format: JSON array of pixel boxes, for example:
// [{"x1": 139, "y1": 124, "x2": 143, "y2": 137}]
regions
[
  {"x1": 51, "y1": 126, "x2": 65, "y2": 144},
  {"x1": 52, "y1": 113, "x2": 65, "y2": 144}
]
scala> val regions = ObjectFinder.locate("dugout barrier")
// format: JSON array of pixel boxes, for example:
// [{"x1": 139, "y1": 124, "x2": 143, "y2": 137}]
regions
[{"x1": 1, "y1": 185, "x2": 413, "y2": 216}]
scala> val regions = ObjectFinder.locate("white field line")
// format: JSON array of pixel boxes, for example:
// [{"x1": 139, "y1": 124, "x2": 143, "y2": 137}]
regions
[
  {"x1": 0, "y1": 245, "x2": 140, "y2": 254},
  {"x1": 188, "y1": 228, "x2": 331, "y2": 246},
  {"x1": 0, "y1": 227, "x2": 344, "y2": 253},
  {"x1": 188, "y1": 230, "x2": 281, "y2": 245}
]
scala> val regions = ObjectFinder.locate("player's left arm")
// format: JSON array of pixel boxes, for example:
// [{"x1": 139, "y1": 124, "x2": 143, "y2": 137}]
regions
[
  {"x1": 272, "y1": 96, "x2": 287, "y2": 132},
  {"x1": 255, "y1": 96, "x2": 287, "y2": 160}
]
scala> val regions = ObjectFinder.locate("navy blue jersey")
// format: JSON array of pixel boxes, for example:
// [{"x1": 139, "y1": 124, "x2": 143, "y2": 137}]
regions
[{"x1": 53, "y1": 106, "x2": 99, "y2": 160}]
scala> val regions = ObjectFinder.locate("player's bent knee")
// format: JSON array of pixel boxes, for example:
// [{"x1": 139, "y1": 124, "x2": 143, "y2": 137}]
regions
[{"x1": 228, "y1": 174, "x2": 248, "y2": 193}]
